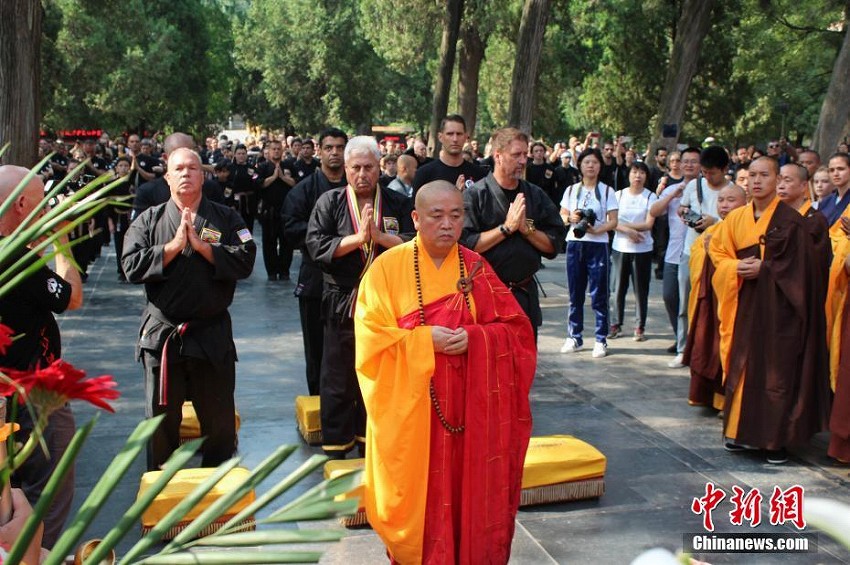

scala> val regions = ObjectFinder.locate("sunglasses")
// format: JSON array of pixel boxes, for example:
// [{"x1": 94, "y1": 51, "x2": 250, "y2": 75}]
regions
[{"x1": 768, "y1": 144, "x2": 779, "y2": 148}]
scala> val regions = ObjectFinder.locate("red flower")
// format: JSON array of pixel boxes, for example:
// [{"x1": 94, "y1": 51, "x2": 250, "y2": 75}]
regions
[
  {"x1": 0, "y1": 359, "x2": 120, "y2": 414},
  {"x1": 0, "y1": 323, "x2": 13, "y2": 356}
]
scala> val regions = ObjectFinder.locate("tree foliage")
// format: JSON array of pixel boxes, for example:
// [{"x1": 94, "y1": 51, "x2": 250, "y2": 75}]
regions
[
  {"x1": 29, "y1": 0, "x2": 850, "y2": 150},
  {"x1": 41, "y1": 0, "x2": 233, "y2": 137}
]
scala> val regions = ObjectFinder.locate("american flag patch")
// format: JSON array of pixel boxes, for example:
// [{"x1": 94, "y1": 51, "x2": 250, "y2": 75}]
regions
[{"x1": 237, "y1": 228, "x2": 253, "y2": 243}]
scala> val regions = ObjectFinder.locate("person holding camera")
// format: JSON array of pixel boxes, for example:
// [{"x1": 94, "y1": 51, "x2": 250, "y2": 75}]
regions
[
  {"x1": 559, "y1": 148, "x2": 619, "y2": 358},
  {"x1": 608, "y1": 162, "x2": 658, "y2": 342},
  {"x1": 670, "y1": 146, "x2": 732, "y2": 368}
]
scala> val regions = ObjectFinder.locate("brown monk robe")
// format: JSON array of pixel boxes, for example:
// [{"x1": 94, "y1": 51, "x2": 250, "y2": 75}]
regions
[
  {"x1": 827, "y1": 235, "x2": 850, "y2": 462},
  {"x1": 709, "y1": 157, "x2": 831, "y2": 460},
  {"x1": 684, "y1": 185, "x2": 747, "y2": 408}
]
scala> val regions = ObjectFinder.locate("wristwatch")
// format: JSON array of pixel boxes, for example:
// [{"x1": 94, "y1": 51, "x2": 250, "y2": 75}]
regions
[{"x1": 499, "y1": 224, "x2": 512, "y2": 237}]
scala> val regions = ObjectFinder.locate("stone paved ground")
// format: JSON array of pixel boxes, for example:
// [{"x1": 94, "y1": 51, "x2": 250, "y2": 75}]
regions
[{"x1": 58, "y1": 234, "x2": 850, "y2": 564}]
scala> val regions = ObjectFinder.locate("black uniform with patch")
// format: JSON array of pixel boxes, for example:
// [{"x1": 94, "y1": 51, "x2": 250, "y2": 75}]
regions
[
  {"x1": 461, "y1": 173, "x2": 566, "y2": 334},
  {"x1": 122, "y1": 198, "x2": 256, "y2": 470},
  {"x1": 305, "y1": 186, "x2": 414, "y2": 455}
]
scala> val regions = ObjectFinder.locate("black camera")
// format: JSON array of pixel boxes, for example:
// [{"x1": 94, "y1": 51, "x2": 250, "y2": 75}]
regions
[
  {"x1": 682, "y1": 208, "x2": 703, "y2": 229},
  {"x1": 573, "y1": 208, "x2": 598, "y2": 238}
]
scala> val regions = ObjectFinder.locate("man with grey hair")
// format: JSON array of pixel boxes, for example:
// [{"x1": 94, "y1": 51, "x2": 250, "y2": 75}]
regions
[
  {"x1": 123, "y1": 148, "x2": 256, "y2": 470},
  {"x1": 306, "y1": 136, "x2": 414, "y2": 459}
]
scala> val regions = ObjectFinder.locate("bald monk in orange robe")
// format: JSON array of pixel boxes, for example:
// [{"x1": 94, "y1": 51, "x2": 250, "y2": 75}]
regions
[
  {"x1": 355, "y1": 181, "x2": 535, "y2": 564},
  {"x1": 709, "y1": 157, "x2": 831, "y2": 464},
  {"x1": 684, "y1": 184, "x2": 747, "y2": 408}
]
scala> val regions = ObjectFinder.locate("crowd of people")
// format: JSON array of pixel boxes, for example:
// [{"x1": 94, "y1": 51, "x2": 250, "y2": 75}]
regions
[{"x1": 6, "y1": 118, "x2": 850, "y2": 561}]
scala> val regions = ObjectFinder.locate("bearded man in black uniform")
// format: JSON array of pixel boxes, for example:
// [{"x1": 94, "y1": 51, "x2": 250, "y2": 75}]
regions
[
  {"x1": 461, "y1": 127, "x2": 566, "y2": 341},
  {"x1": 122, "y1": 148, "x2": 256, "y2": 471}
]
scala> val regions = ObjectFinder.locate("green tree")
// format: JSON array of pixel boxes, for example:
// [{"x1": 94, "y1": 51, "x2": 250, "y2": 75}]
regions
[
  {"x1": 42, "y1": 0, "x2": 233, "y2": 137},
  {"x1": 733, "y1": 0, "x2": 846, "y2": 148},
  {"x1": 234, "y1": 0, "x2": 387, "y2": 134}
]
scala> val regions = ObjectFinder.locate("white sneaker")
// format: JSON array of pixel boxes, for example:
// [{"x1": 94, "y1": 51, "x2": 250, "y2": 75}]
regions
[
  {"x1": 591, "y1": 341, "x2": 608, "y2": 358},
  {"x1": 667, "y1": 353, "x2": 685, "y2": 369},
  {"x1": 560, "y1": 338, "x2": 583, "y2": 353}
]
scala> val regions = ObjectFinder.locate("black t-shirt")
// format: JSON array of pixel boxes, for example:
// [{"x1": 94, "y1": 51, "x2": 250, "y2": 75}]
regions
[
  {"x1": 256, "y1": 160, "x2": 293, "y2": 208},
  {"x1": 50, "y1": 154, "x2": 69, "y2": 182},
  {"x1": 526, "y1": 162, "x2": 559, "y2": 203},
  {"x1": 0, "y1": 247, "x2": 72, "y2": 370},
  {"x1": 131, "y1": 153, "x2": 162, "y2": 187},
  {"x1": 412, "y1": 158, "x2": 488, "y2": 193},
  {"x1": 292, "y1": 157, "x2": 319, "y2": 181}
]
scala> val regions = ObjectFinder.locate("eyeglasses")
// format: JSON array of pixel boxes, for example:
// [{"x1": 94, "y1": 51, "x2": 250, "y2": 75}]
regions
[{"x1": 768, "y1": 144, "x2": 779, "y2": 148}]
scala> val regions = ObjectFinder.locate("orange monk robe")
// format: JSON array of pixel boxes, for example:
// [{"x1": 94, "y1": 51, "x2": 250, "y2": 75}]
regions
[
  {"x1": 826, "y1": 236, "x2": 850, "y2": 461},
  {"x1": 687, "y1": 225, "x2": 719, "y2": 328},
  {"x1": 709, "y1": 197, "x2": 831, "y2": 448},
  {"x1": 827, "y1": 237, "x2": 850, "y2": 390},
  {"x1": 798, "y1": 199, "x2": 813, "y2": 216},
  {"x1": 355, "y1": 237, "x2": 535, "y2": 564},
  {"x1": 828, "y1": 205, "x2": 850, "y2": 254},
  {"x1": 710, "y1": 200, "x2": 781, "y2": 392},
  {"x1": 684, "y1": 224, "x2": 724, "y2": 409}
]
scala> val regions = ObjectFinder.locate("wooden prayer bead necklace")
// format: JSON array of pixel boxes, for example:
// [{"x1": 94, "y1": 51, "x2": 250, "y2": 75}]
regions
[{"x1": 413, "y1": 241, "x2": 471, "y2": 434}]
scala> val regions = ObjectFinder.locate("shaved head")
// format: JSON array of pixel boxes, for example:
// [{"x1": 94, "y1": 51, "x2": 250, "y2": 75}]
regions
[
  {"x1": 398, "y1": 154, "x2": 417, "y2": 171},
  {"x1": 717, "y1": 183, "x2": 747, "y2": 219},
  {"x1": 166, "y1": 147, "x2": 202, "y2": 170},
  {"x1": 413, "y1": 180, "x2": 465, "y2": 258},
  {"x1": 415, "y1": 180, "x2": 462, "y2": 211},
  {"x1": 778, "y1": 163, "x2": 810, "y2": 209},
  {"x1": 397, "y1": 154, "x2": 418, "y2": 183},
  {"x1": 163, "y1": 132, "x2": 196, "y2": 157},
  {"x1": 752, "y1": 155, "x2": 780, "y2": 175},
  {"x1": 0, "y1": 165, "x2": 45, "y2": 233}
]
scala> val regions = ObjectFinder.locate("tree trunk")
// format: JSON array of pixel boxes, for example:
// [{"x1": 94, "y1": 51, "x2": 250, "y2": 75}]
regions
[
  {"x1": 0, "y1": 0, "x2": 42, "y2": 168},
  {"x1": 428, "y1": 0, "x2": 464, "y2": 157},
  {"x1": 507, "y1": 0, "x2": 551, "y2": 134},
  {"x1": 812, "y1": 5, "x2": 850, "y2": 156},
  {"x1": 646, "y1": 0, "x2": 714, "y2": 167},
  {"x1": 458, "y1": 21, "x2": 485, "y2": 139}
]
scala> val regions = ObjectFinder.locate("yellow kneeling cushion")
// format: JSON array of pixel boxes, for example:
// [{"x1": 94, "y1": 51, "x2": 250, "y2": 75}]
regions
[
  {"x1": 323, "y1": 458, "x2": 368, "y2": 528},
  {"x1": 519, "y1": 435, "x2": 606, "y2": 506},
  {"x1": 521, "y1": 435, "x2": 606, "y2": 488},
  {"x1": 179, "y1": 402, "x2": 241, "y2": 441},
  {"x1": 295, "y1": 395, "x2": 322, "y2": 445},
  {"x1": 138, "y1": 467, "x2": 256, "y2": 538}
]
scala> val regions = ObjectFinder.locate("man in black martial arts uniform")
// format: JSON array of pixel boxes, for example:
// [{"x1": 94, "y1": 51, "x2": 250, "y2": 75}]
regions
[
  {"x1": 282, "y1": 127, "x2": 348, "y2": 396},
  {"x1": 123, "y1": 148, "x2": 256, "y2": 471},
  {"x1": 305, "y1": 136, "x2": 414, "y2": 459},
  {"x1": 461, "y1": 127, "x2": 566, "y2": 342}
]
